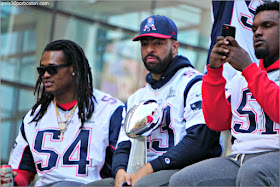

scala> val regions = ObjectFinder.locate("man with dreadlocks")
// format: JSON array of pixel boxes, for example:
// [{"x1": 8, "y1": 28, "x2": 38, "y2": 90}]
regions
[{"x1": 2, "y1": 39, "x2": 124, "y2": 186}]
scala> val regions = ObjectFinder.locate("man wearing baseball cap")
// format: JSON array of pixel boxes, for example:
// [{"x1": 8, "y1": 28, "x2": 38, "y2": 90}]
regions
[
  {"x1": 132, "y1": 15, "x2": 177, "y2": 41},
  {"x1": 87, "y1": 15, "x2": 221, "y2": 187}
]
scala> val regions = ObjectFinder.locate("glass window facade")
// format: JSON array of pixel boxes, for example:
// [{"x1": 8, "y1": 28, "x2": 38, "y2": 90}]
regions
[{"x1": 1, "y1": 0, "x2": 212, "y2": 164}]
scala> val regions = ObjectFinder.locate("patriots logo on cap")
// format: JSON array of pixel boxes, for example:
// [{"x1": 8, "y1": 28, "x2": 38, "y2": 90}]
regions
[{"x1": 143, "y1": 17, "x2": 156, "y2": 32}]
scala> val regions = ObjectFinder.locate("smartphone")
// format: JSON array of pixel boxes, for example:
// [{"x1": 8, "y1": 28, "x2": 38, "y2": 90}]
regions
[{"x1": 222, "y1": 24, "x2": 236, "y2": 38}]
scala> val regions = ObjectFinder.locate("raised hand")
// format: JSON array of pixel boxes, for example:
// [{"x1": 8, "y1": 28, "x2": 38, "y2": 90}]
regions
[{"x1": 224, "y1": 36, "x2": 253, "y2": 71}]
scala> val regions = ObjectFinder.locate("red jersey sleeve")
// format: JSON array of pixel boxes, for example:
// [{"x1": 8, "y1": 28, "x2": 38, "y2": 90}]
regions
[
  {"x1": 202, "y1": 65, "x2": 232, "y2": 131},
  {"x1": 13, "y1": 169, "x2": 36, "y2": 186},
  {"x1": 242, "y1": 63, "x2": 279, "y2": 124}
]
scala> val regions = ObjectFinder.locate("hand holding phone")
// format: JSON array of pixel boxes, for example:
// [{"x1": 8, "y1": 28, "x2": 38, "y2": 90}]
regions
[{"x1": 217, "y1": 24, "x2": 236, "y2": 57}]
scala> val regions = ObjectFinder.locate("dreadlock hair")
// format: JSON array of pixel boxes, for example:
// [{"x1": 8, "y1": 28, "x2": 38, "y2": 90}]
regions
[
  {"x1": 30, "y1": 39, "x2": 95, "y2": 128},
  {"x1": 255, "y1": 1, "x2": 279, "y2": 16}
]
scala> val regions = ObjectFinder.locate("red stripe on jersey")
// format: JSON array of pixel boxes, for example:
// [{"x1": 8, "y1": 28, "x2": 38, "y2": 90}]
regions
[{"x1": 108, "y1": 145, "x2": 116, "y2": 150}]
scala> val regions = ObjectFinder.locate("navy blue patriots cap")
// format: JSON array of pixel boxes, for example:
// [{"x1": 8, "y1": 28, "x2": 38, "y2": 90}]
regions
[{"x1": 133, "y1": 15, "x2": 177, "y2": 41}]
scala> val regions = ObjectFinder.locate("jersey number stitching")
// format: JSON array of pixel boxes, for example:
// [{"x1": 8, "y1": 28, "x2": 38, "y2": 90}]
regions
[
  {"x1": 33, "y1": 129, "x2": 92, "y2": 176},
  {"x1": 233, "y1": 89, "x2": 278, "y2": 134},
  {"x1": 148, "y1": 105, "x2": 175, "y2": 153}
]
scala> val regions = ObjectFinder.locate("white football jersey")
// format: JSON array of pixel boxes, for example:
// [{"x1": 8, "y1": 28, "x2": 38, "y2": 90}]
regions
[
  {"x1": 9, "y1": 89, "x2": 124, "y2": 186},
  {"x1": 228, "y1": 70, "x2": 280, "y2": 154},
  {"x1": 117, "y1": 67, "x2": 206, "y2": 162}
]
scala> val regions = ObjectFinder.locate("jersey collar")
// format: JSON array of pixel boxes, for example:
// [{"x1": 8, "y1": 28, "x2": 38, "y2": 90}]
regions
[
  {"x1": 56, "y1": 100, "x2": 78, "y2": 111},
  {"x1": 259, "y1": 59, "x2": 279, "y2": 72}
]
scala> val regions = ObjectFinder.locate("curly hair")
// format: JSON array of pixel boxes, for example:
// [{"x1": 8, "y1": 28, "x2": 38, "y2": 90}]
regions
[{"x1": 30, "y1": 39, "x2": 95, "y2": 128}]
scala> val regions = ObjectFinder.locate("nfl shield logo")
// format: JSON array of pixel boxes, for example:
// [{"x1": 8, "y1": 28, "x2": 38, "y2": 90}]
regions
[{"x1": 143, "y1": 17, "x2": 156, "y2": 32}]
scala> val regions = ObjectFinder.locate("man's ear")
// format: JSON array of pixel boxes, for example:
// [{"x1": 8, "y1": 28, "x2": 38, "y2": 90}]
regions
[
  {"x1": 70, "y1": 66, "x2": 75, "y2": 75},
  {"x1": 172, "y1": 40, "x2": 179, "y2": 57}
]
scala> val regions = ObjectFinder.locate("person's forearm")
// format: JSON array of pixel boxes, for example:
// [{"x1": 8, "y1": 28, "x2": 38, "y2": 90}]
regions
[
  {"x1": 242, "y1": 63, "x2": 279, "y2": 123},
  {"x1": 202, "y1": 65, "x2": 232, "y2": 131},
  {"x1": 131, "y1": 163, "x2": 153, "y2": 186},
  {"x1": 112, "y1": 141, "x2": 130, "y2": 177},
  {"x1": 150, "y1": 124, "x2": 221, "y2": 171}
]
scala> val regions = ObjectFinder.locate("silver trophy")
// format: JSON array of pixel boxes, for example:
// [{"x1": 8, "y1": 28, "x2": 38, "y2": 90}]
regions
[{"x1": 124, "y1": 100, "x2": 159, "y2": 175}]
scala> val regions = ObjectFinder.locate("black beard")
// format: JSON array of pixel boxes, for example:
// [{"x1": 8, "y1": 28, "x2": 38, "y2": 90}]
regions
[
  {"x1": 143, "y1": 49, "x2": 173, "y2": 74},
  {"x1": 255, "y1": 47, "x2": 269, "y2": 59}
]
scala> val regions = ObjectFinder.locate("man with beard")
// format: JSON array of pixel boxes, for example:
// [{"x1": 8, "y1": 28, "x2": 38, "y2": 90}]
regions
[
  {"x1": 88, "y1": 15, "x2": 222, "y2": 187},
  {"x1": 169, "y1": 2, "x2": 279, "y2": 186}
]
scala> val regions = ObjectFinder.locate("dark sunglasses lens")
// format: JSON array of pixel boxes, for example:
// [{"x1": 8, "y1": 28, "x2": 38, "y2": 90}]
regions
[
  {"x1": 37, "y1": 67, "x2": 46, "y2": 76},
  {"x1": 37, "y1": 67, "x2": 58, "y2": 76},
  {"x1": 47, "y1": 67, "x2": 57, "y2": 75}
]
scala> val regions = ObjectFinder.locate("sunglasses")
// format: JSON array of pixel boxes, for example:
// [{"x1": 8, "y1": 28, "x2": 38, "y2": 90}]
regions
[{"x1": 37, "y1": 64, "x2": 70, "y2": 76}]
